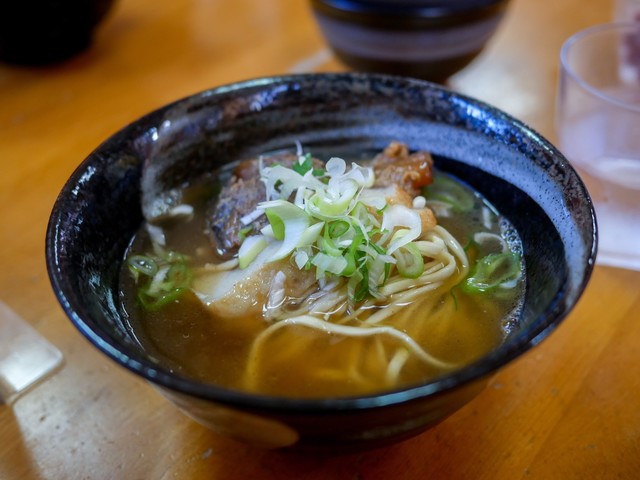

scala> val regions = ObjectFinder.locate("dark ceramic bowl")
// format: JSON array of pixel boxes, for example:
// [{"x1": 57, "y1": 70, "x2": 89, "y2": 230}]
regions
[
  {"x1": 46, "y1": 73, "x2": 596, "y2": 451},
  {"x1": 310, "y1": 0, "x2": 511, "y2": 82},
  {"x1": 0, "y1": 0, "x2": 116, "y2": 65}
]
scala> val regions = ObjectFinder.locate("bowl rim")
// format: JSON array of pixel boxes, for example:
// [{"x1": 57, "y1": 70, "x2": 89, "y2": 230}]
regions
[
  {"x1": 311, "y1": 0, "x2": 508, "y2": 15},
  {"x1": 46, "y1": 72, "x2": 597, "y2": 413},
  {"x1": 310, "y1": 0, "x2": 510, "y2": 30}
]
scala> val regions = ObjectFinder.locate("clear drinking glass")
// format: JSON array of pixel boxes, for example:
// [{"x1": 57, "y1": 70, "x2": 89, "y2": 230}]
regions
[{"x1": 556, "y1": 22, "x2": 640, "y2": 270}]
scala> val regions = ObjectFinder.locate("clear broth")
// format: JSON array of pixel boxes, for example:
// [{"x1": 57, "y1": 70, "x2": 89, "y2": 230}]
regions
[{"x1": 120, "y1": 155, "x2": 524, "y2": 399}]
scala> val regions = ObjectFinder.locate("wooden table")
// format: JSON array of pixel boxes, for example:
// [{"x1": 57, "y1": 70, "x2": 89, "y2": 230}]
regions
[{"x1": 2, "y1": 0, "x2": 638, "y2": 478}]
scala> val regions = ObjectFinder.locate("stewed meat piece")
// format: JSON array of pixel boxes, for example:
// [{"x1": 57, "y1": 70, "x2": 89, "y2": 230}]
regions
[
  {"x1": 208, "y1": 153, "x2": 323, "y2": 257},
  {"x1": 372, "y1": 141, "x2": 434, "y2": 198}
]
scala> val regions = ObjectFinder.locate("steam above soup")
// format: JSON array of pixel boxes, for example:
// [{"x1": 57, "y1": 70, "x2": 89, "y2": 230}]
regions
[{"x1": 120, "y1": 142, "x2": 524, "y2": 398}]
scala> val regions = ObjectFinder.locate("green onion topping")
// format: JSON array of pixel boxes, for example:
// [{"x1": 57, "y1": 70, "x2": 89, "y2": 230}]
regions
[
  {"x1": 127, "y1": 250, "x2": 192, "y2": 310},
  {"x1": 462, "y1": 251, "x2": 521, "y2": 293},
  {"x1": 239, "y1": 152, "x2": 430, "y2": 301}
]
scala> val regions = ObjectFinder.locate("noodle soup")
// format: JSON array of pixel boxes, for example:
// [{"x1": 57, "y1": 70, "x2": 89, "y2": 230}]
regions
[{"x1": 120, "y1": 144, "x2": 524, "y2": 398}]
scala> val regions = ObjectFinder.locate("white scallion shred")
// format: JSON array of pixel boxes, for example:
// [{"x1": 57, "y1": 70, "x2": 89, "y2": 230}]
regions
[
  {"x1": 240, "y1": 208, "x2": 265, "y2": 226},
  {"x1": 412, "y1": 196, "x2": 427, "y2": 209},
  {"x1": 146, "y1": 223, "x2": 166, "y2": 247},
  {"x1": 167, "y1": 204, "x2": 194, "y2": 219},
  {"x1": 381, "y1": 206, "x2": 422, "y2": 254}
]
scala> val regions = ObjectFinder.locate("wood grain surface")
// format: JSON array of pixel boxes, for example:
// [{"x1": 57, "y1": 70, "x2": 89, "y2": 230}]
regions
[{"x1": 2, "y1": 0, "x2": 638, "y2": 478}]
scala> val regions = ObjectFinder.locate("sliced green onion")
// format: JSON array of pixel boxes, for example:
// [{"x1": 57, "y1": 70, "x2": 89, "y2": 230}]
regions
[
  {"x1": 349, "y1": 267, "x2": 370, "y2": 303},
  {"x1": 265, "y1": 209, "x2": 285, "y2": 240},
  {"x1": 317, "y1": 235, "x2": 342, "y2": 257},
  {"x1": 311, "y1": 252, "x2": 348, "y2": 276},
  {"x1": 240, "y1": 150, "x2": 448, "y2": 303},
  {"x1": 260, "y1": 200, "x2": 311, "y2": 261},
  {"x1": 462, "y1": 251, "x2": 521, "y2": 293},
  {"x1": 168, "y1": 261, "x2": 192, "y2": 286},
  {"x1": 261, "y1": 164, "x2": 326, "y2": 202},
  {"x1": 128, "y1": 249, "x2": 193, "y2": 310},
  {"x1": 423, "y1": 173, "x2": 475, "y2": 213},
  {"x1": 298, "y1": 222, "x2": 324, "y2": 247},
  {"x1": 137, "y1": 287, "x2": 187, "y2": 311},
  {"x1": 366, "y1": 255, "x2": 388, "y2": 298},
  {"x1": 260, "y1": 223, "x2": 275, "y2": 238},
  {"x1": 294, "y1": 250, "x2": 310, "y2": 270},
  {"x1": 145, "y1": 264, "x2": 170, "y2": 296},
  {"x1": 307, "y1": 180, "x2": 358, "y2": 218},
  {"x1": 340, "y1": 230, "x2": 365, "y2": 277},
  {"x1": 127, "y1": 255, "x2": 158, "y2": 280},
  {"x1": 381, "y1": 205, "x2": 422, "y2": 254},
  {"x1": 292, "y1": 153, "x2": 314, "y2": 175},
  {"x1": 328, "y1": 219, "x2": 350, "y2": 238},
  {"x1": 238, "y1": 235, "x2": 269, "y2": 269},
  {"x1": 237, "y1": 226, "x2": 254, "y2": 241},
  {"x1": 342, "y1": 250, "x2": 357, "y2": 276},
  {"x1": 394, "y1": 243, "x2": 425, "y2": 279}
]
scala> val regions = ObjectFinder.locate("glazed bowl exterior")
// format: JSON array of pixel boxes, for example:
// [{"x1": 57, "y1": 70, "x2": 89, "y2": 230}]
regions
[
  {"x1": 310, "y1": 0, "x2": 511, "y2": 82},
  {"x1": 46, "y1": 73, "x2": 596, "y2": 451}
]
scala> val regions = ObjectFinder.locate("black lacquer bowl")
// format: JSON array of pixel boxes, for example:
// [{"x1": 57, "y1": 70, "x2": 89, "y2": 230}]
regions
[{"x1": 46, "y1": 73, "x2": 596, "y2": 451}]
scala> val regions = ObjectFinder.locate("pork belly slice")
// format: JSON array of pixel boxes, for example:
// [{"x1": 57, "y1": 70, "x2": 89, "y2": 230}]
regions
[{"x1": 192, "y1": 242, "x2": 317, "y2": 319}]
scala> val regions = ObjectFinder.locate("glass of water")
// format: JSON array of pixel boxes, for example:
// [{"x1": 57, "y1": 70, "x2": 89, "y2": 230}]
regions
[{"x1": 556, "y1": 22, "x2": 640, "y2": 271}]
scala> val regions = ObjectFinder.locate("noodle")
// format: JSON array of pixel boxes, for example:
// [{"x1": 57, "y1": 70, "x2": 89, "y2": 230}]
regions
[
  {"x1": 386, "y1": 348, "x2": 410, "y2": 385},
  {"x1": 244, "y1": 314, "x2": 456, "y2": 390},
  {"x1": 242, "y1": 224, "x2": 467, "y2": 390}
]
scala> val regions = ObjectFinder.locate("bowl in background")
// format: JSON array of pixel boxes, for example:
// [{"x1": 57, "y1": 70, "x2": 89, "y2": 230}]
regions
[
  {"x1": 310, "y1": 0, "x2": 511, "y2": 82},
  {"x1": 0, "y1": 0, "x2": 116, "y2": 65},
  {"x1": 46, "y1": 73, "x2": 596, "y2": 451}
]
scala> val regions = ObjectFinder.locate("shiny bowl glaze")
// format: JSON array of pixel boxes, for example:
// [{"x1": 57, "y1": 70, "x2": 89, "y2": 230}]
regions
[
  {"x1": 46, "y1": 73, "x2": 596, "y2": 451},
  {"x1": 310, "y1": 0, "x2": 511, "y2": 82}
]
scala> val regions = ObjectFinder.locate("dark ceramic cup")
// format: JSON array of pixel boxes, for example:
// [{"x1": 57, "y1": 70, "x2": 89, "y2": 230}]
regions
[
  {"x1": 0, "y1": 0, "x2": 115, "y2": 65},
  {"x1": 46, "y1": 73, "x2": 596, "y2": 451},
  {"x1": 310, "y1": 0, "x2": 511, "y2": 82}
]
